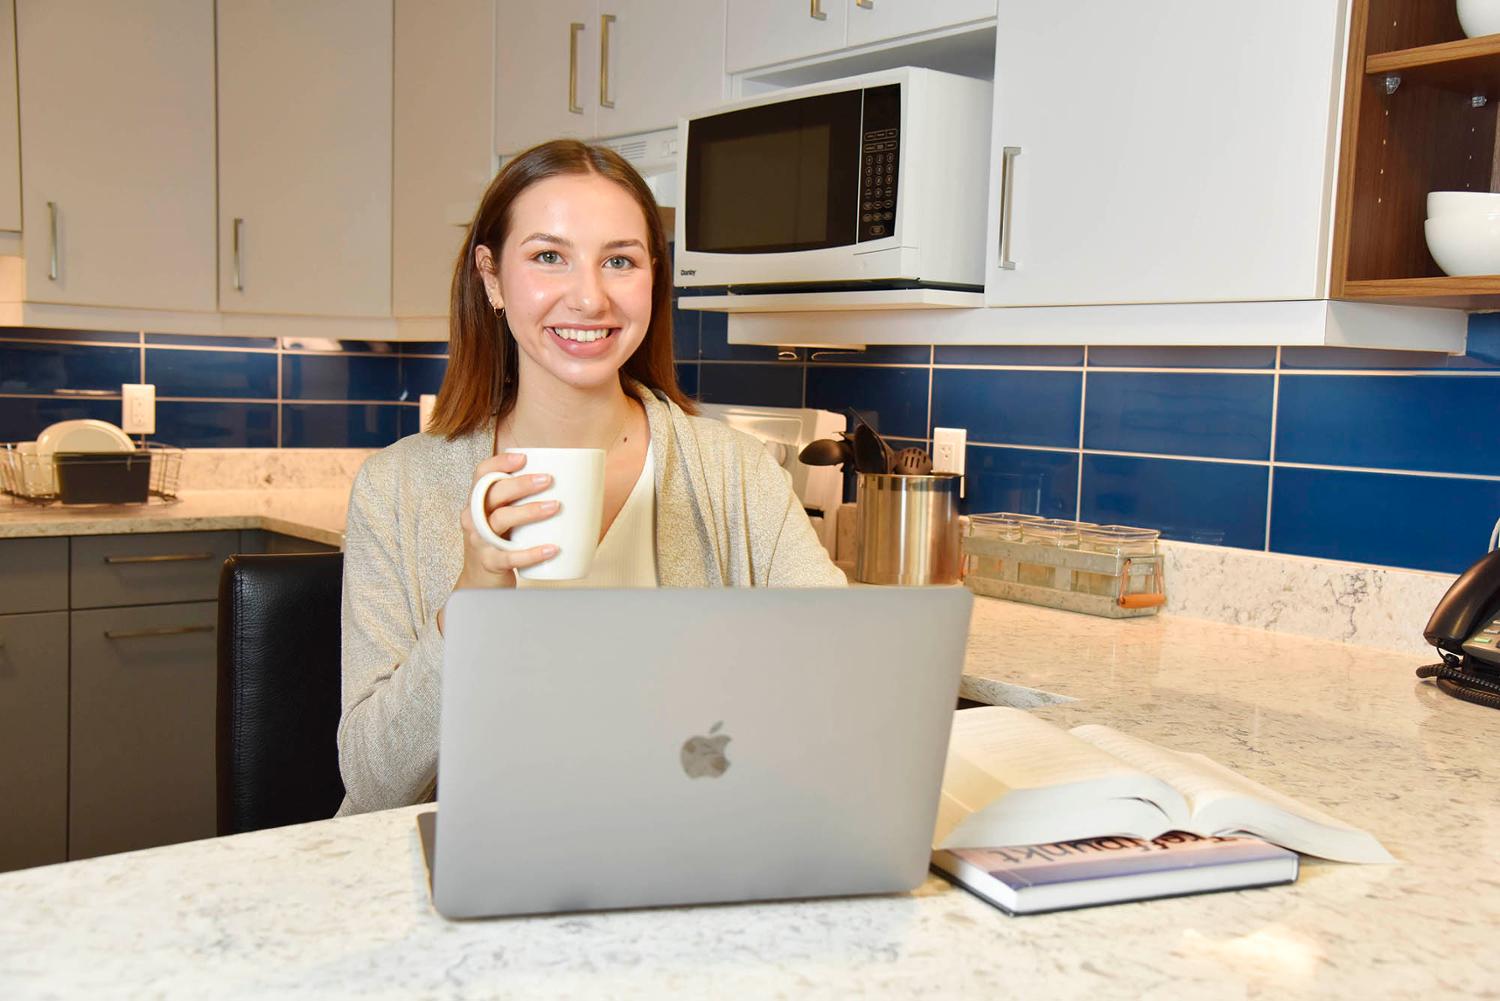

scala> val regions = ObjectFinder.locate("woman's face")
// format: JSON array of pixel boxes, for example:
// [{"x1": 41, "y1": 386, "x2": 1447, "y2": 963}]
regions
[{"x1": 480, "y1": 173, "x2": 654, "y2": 396}]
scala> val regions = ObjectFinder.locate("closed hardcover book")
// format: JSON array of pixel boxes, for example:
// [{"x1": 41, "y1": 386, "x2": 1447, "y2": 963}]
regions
[{"x1": 932, "y1": 831, "x2": 1298, "y2": 915}]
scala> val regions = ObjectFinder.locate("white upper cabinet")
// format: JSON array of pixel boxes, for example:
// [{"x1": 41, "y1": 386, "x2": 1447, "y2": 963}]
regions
[
  {"x1": 217, "y1": 0, "x2": 393, "y2": 318},
  {"x1": 594, "y1": 0, "x2": 726, "y2": 138},
  {"x1": 14, "y1": 0, "x2": 216, "y2": 311},
  {"x1": 494, "y1": 0, "x2": 598, "y2": 154},
  {"x1": 0, "y1": 0, "x2": 21, "y2": 235},
  {"x1": 844, "y1": 0, "x2": 997, "y2": 49},
  {"x1": 985, "y1": 0, "x2": 1344, "y2": 308},
  {"x1": 393, "y1": 0, "x2": 495, "y2": 324},
  {"x1": 726, "y1": 0, "x2": 846, "y2": 74},
  {"x1": 496, "y1": 0, "x2": 726, "y2": 154}
]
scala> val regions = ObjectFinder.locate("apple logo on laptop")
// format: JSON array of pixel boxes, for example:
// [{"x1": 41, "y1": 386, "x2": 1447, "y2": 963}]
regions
[{"x1": 680, "y1": 721, "x2": 731, "y2": 779}]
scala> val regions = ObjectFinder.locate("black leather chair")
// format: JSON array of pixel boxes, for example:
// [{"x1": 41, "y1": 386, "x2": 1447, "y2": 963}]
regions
[{"x1": 217, "y1": 553, "x2": 346, "y2": 835}]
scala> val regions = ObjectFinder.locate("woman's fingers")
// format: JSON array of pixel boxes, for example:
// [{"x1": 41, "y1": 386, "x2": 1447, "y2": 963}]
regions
[
  {"x1": 474, "y1": 542, "x2": 558, "y2": 575},
  {"x1": 484, "y1": 498, "x2": 559, "y2": 539},
  {"x1": 478, "y1": 472, "x2": 552, "y2": 512},
  {"x1": 472, "y1": 451, "x2": 527, "y2": 479}
]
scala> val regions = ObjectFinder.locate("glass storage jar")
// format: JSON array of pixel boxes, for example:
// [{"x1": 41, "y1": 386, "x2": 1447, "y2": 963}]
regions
[
  {"x1": 1016, "y1": 519, "x2": 1091, "y2": 588},
  {"x1": 964, "y1": 512, "x2": 1043, "y2": 579},
  {"x1": 1075, "y1": 524, "x2": 1161, "y2": 598}
]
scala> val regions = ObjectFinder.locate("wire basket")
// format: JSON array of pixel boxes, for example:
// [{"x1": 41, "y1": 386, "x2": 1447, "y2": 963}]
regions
[{"x1": 1, "y1": 442, "x2": 184, "y2": 505}]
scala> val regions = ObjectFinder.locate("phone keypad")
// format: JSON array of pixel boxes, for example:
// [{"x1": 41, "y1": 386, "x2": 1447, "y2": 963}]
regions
[{"x1": 1462, "y1": 617, "x2": 1500, "y2": 663}]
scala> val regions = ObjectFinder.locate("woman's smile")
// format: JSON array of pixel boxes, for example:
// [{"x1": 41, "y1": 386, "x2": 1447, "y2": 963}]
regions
[{"x1": 547, "y1": 323, "x2": 620, "y2": 358}]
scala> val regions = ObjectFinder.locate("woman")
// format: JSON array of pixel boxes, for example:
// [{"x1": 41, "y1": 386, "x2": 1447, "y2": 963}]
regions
[{"x1": 337, "y1": 140, "x2": 846, "y2": 816}]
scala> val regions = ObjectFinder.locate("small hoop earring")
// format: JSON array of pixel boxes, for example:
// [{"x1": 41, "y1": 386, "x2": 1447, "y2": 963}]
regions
[{"x1": 493, "y1": 305, "x2": 505, "y2": 319}]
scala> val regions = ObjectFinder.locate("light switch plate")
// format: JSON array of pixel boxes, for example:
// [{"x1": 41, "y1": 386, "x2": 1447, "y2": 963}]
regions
[{"x1": 121, "y1": 383, "x2": 155, "y2": 435}]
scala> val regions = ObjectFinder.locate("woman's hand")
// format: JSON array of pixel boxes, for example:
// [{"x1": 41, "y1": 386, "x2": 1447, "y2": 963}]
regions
[{"x1": 439, "y1": 453, "x2": 558, "y2": 630}]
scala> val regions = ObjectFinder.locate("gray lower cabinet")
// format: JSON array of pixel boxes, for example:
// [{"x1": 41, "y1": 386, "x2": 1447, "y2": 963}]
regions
[
  {"x1": 238, "y1": 529, "x2": 340, "y2": 555},
  {"x1": 0, "y1": 611, "x2": 69, "y2": 871},
  {"x1": 69, "y1": 601, "x2": 219, "y2": 860},
  {"x1": 0, "y1": 526, "x2": 342, "y2": 871},
  {"x1": 0, "y1": 538, "x2": 68, "y2": 615},
  {"x1": 72, "y1": 531, "x2": 240, "y2": 609}
]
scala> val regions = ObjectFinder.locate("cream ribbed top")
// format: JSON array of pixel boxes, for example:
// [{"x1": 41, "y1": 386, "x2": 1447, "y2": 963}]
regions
[{"x1": 517, "y1": 448, "x2": 656, "y2": 589}]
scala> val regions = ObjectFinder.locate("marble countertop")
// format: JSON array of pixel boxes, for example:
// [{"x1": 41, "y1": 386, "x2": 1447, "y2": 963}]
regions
[
  {"x1": 0, "y1": 488, "x2": 351, "y2": 547},
  {"x1": 2, "y1": 595, "x2": 1495, "y2": 1000}
]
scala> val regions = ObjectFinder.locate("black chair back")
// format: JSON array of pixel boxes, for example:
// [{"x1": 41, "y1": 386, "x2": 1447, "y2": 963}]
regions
[{"x1": 217, "y1": 553, "x2": 346, "y2": 835}]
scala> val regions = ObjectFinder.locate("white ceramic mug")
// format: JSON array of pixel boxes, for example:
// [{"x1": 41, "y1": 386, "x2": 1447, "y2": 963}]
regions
[{"x1": 468, "y1": 448, "x2": 606, "y2": 581}]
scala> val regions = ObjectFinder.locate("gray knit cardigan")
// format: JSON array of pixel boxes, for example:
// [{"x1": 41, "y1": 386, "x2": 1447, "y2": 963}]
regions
[{"x1": 335, "y1": 382, "x2": 847, "y2": 815}]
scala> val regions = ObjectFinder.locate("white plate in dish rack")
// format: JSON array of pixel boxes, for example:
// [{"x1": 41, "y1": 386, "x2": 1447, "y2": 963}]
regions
[{"x1": 35, "y1": 419, "x2": 134, "y2": 456}]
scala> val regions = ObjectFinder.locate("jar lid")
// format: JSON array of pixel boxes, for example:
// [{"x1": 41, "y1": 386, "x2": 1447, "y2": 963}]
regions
[
  {"x1": 970, "y1": 511, "x2": 1044, "y2": 528},
  {"x1": 1021, "y1": 518, "x2": 1092, "y2": 545},
  {"x1": 1079, "y1": 524, "x2": 1160, "y2": 554},
  {"x1": 1079, "y1": 524, "x2": 1160, "y2": 543}
]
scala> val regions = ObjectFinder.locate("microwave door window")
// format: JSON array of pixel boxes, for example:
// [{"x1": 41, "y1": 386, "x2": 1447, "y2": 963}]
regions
[{"x1": 686, "y1": 91, "x2": 861, "y2": 255}]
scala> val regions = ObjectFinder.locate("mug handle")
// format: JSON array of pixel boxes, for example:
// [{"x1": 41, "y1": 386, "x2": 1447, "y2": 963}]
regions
[{"x1": 469, "y1": 471, "x2": 527, "y2": 551}]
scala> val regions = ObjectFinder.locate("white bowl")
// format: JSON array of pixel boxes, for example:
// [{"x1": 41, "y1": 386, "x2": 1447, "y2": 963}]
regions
[
  {"x1": 1428, "y1": 190, "x2": 1500, "y2": 219},
  {"x1": 1425, "y1": 213, "x2": 1500, "y2": 275},
  {"x1": 1458, "y1": 0, "x2": 1500, "y2": 38}
]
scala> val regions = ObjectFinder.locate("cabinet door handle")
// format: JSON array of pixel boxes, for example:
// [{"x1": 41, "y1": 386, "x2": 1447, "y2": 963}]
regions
[
  {"x1": 997, "y1": 146, "x2": 1021, "y2": 271},
  {"x1": 856, "y1": 0, "x2": 873, "y2": 8},
  {"x1": 103, "y1": 552, "x2": 214, "y2": 565},
  {"x1": 47, "y1": 201, "x2": 59, "y2": 280},
  {"x1": 599, "y1": 14, "x2": 616, "y2": 110},
  {"x1": 568, "y1": 22, "x2": 584, "y2": 114},
  {"x1": 810, "y1": 0, "x2": 827, "y2": 20},
  {"x1": 104, "y1": 625, "x2": 214, "y2": 640},
  {"x1": 232, "y1": 217, "x2": 245, "y2": 291}
]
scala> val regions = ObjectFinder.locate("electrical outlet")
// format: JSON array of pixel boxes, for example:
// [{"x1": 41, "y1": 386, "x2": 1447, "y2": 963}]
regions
[
  {"x1": 933, "y1": 426, "x2": 967, "y2": 497},
  {"x1": 121, "y1": 383, "x2": 155, "y2": 435}
]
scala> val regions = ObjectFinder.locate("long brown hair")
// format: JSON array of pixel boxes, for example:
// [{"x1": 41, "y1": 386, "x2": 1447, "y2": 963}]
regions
[{"x1": 429, "y1": 139, "x2": 694, "y2": 439}]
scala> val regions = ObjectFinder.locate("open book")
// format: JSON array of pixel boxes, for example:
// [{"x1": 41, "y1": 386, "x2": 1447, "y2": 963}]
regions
[{"x1": 936, "y1": 707, "x2": 1394, "y2": 864}]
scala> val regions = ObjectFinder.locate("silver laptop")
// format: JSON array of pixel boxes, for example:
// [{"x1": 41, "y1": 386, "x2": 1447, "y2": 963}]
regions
[{"x1": 421, "y1": 586, "x2": 973, "y2": 919}]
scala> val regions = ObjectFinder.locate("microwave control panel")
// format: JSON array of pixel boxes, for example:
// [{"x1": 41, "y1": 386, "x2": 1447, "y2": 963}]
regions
[{"x1": 858, "y1": 84, "x2": 900, "y2": 242}]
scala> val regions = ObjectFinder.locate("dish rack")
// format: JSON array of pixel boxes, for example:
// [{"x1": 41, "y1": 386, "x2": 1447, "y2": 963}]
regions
[{"x1": 1, "y1": 442, "x2": 184, "y2": 505}]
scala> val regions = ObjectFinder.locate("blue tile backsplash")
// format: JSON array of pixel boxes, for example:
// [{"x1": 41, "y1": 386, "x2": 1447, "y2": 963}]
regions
[
  {"x1": 5, "y1": 309, "x2": 1500, "y2": 575},
  {"x1": 0, "y1": 329, "x2": 438, "y2": 448}
]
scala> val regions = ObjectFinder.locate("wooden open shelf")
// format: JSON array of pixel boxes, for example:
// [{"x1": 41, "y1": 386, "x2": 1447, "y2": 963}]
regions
[
  {"x1": 1331, "y1": 0, "x2": 1500, "y2": 307},
  {"x1": 1366, "y1": 35, "x2": 1500, "y2": 93},
  {"x1": 1341, "y1": 276, "x2": 1500, "y2": 309}
]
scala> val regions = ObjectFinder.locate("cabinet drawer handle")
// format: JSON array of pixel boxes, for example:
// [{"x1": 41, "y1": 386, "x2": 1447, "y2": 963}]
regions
[
  {"x1": 600, "y1": 14, "x2": 616, "y2": 110},
  {"x1": 232, "y1": 217, "x2": 245, "y2": 291},
  {"x1": 855, "y1": 0, "x2": 873, "y2": 8},
  {"x1": 103, "y1": 552, "x2": 215, "y2": 565},
  {"x1": 810, "y1": 0, "x2": 827, "y2": 20},
  {"x1": 568, "y1": 22, "x2": 584, "y2": 114},
  {"x1": 104, "y1": 625, "x2": 214, "y2": 640},
  {"x1": 997, "y1": 146, "x2": 1021, "y2": 271},
  {"x1": 47, "y1": 201, "x2": 59, "y2": 281}
]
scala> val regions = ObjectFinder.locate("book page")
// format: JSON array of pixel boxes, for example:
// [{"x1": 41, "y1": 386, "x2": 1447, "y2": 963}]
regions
[
  {"x1": 948, "y1": 708, "x2": 1161, "y2": 801},
  {"x1": 939, "y1": 708, "x2": 1188, "y2": 846},
  {"x1": 1071, "y1": 725, "x2": 1394, "y2": 863}
]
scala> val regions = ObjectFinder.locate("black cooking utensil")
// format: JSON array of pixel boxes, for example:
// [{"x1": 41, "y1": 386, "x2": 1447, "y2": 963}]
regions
[
  {"x1": 852, "y1": 422, "x2": 896, "y2": 474},
  {"x1": 798, "y1": 437, "x2": 854, "y2": 468},
  {"x1": 892, "y1": 446, "x2": 933, "y2": 475}
]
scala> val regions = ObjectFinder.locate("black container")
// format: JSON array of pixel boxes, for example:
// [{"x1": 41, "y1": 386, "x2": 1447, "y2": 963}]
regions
[{"x1": 53, "y1": 451, "x2": 151, "y2": 504}]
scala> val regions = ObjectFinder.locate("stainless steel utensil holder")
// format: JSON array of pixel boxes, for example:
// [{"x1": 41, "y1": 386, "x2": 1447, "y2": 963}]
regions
[
  {"x1": 962, "y1": 536, "x2": 1165, "y2": 618},
  {"x1": 854, "y1": 472, "x2": 962, "y2": 585}
]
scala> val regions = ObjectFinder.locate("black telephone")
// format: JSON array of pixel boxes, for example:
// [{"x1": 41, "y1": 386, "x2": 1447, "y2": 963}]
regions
[{"x1": 1419, "y1": 548, "x2": 1500, "y2": 710}]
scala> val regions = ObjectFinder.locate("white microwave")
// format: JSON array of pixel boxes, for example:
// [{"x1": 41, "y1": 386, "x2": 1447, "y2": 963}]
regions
[{"x1": 673, "y1": 67, "x2": 992, "y2": 294}]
